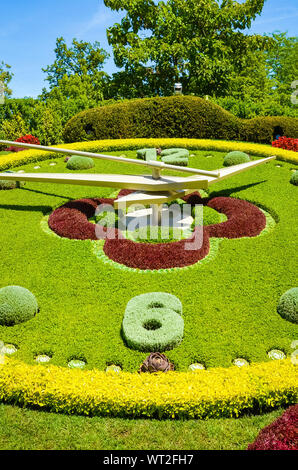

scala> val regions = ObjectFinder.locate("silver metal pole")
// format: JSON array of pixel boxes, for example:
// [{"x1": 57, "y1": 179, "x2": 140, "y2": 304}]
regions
[{"x1": 0, "y1": 140, "x2": 220, "y2": 178}]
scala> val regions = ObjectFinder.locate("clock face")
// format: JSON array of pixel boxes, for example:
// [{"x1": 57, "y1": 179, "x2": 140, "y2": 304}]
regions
[{"x1": 0, "y1": 151, "x2": 296, "y2": 373}]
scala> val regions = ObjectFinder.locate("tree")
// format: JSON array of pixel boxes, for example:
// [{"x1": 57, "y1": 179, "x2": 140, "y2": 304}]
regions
[
  {"x1": 265, "y1": 33, "x2": 298, "y2": 105},
  {"x1": 42, "y1": 37, "x2": 109, "y2": 89},
  {"x1": 0, "y1": 61, "x2": 13, "y2": 97},
  {"x1": 104, "y1": 0, "x2": 273, "y2": 97}
]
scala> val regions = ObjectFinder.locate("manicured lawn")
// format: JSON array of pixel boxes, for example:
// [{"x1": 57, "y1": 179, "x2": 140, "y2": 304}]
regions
[
  {"x1": 0, "y1": 403, "x2": 283, "y2": 450},
  {"x1": 0, "y1": 150, "x2": 297, "y2": 371}
]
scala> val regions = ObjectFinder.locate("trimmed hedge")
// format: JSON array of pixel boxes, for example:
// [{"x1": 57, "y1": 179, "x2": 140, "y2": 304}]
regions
[
  {"x1": 66, "y1": 155, "x2": 95, "y2": 170},
  {"x1": 0, "y1": 139, "x2": 297, "y2": 172},
  {"x1": 63, "y1": 96, "x2": 240, "y2": 143},
  {"x1": 0, "y1": 358, "x2": 296, "y2": 419},
  {"x1": 63, "y1": 96, "x2": 298, "y2": 145},
  {"x1": 122, "y1": 293, "x2": 184, "y2": 352},
  {"x1": 0, "y1": 286, "x2": 38, "y2": 326}
]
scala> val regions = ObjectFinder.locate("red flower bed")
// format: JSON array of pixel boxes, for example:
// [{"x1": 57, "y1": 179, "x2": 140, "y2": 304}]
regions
[
  {"x1": 206, "y1": 197, "x2": 266, "y2": 238},
  {"x1": 247, "y1": 405, "x2": 298, "y2": 450},
  {"x1": 272, "y1": 136, "x2": 298, "y2": 152},
  {"x1": 48, "y1": 192, "x2": 266, "y2": 269},
  {"x1": 104, "y1": 227, "x2": 210, "y2": 270},
  {"x1": 6, "y1": 134, "x2": 40, "y2": 152}
]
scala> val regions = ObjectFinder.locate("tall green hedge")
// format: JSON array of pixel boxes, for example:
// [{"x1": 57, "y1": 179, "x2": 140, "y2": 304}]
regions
[{"x1": 63, "y1": 96, "x2": 298, "y2": 145}]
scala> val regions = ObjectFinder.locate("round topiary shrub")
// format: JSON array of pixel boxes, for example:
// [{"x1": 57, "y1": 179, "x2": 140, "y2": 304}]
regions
[
  {"x1": 277, "y1": 287, "x2": 298, "y2": 324},
  {"x1": 66, "y1": 155, "x2": 95, "y2": 170},
  {"x1": 223, "y1": 151, "x2": 250, "y2": 167},
  {"x1": 0, "y1": 286, "x2": 38, "y2": 326},
  {"x1": 122, "y1": 292, "x2": 184, "y2": 351},
  {"x1": 290, "y1": 170, "x2": 298, "y2": 186}
]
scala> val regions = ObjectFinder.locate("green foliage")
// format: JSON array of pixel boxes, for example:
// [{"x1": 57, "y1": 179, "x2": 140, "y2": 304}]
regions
[
  {"x1": 240, "y1": 116, "x2": 298, "y2": 144},
  {"x1": 64, "y1": 96, "x2": 298, "y2": 144},
  {"x1": 161, "y1": 148, "x2": 189, "y2": 166},
  {"x1": 0, "y1": 114, "x2": 28, "y2": 144},
  {"x1": 0, "y1": 286, "x2": 38, "y2": 326},
  {"x1": 277, "y1": 288, "x2": 298, "y2": 324},
  {"x1": 290, "y1": 170, "x2": 298, "y2": 186},
  {"x1": 136, "y1": 148, "x2": 157, "y2": 161},
  {"x1": 66, "y1": 155, "x2": 95, "y2": 170},
  {"x1": 122, "y1": 293, "x2": 184, "y2": 352},
  {"x1": 213, "y1": 96, "x2": 298, "y2": 119},
  {"x1": 30, "y1": 102, "x2": 64, "y2": 145},
  {"x1": 42, "y1": 37, "x2": 109, "y2": 89},
  {"x1": 0, "y1": 61, "x2": 13, "y2": 97},
  {"x1": 104, "y1": 0, "x2": 269, "y2": 97},
  {"x1": 223, "y1": 151, "x2": 250, "y2": 167},
  {"x1": 63, "y1": 96, "x2": 240, "y2": 142}
]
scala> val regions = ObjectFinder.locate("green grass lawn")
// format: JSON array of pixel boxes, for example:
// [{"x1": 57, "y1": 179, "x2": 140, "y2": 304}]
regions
[
  {"x1": 0, "y1": 402, "x2": 283, "y2": 450},
  {"x1": 0, "y1": 150, "x2": 297, "y2": 371}
]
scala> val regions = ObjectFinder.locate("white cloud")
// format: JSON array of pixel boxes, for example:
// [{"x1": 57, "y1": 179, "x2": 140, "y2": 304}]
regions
[{"x1": 77, "y1": 4, "x2": 117, "y2": 36}]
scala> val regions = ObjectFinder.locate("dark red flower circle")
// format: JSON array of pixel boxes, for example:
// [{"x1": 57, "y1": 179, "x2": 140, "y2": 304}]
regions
[{"x1": 48, "y1": 191, "x2": 266, "y2": 270}]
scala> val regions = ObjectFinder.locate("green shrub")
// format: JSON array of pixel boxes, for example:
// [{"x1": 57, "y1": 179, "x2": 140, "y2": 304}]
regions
[
  {"x1": 66, "y1": 155, "x2": 95, "y2": 170},
  {"x1": 277, "y1": 288, "x2": 298, "y2": 324},
  {"x1": 290, "y1": 170, "x2": 298, "y2": 186},
  {"x1": 161, "y1": 148, "x2": 189, "y2": 166},
  {"x1": 223, "y1": 151, "x2": 250, "y2": 166},
  {"x1": 240, "y1": 116, "x2": 298, "y2": 144},
  {"x1": 63, "y1": 95, "x2": 298, "y2": 144},
  {"x1": 0, "y1": 286, "x2": 38, "y2": 326},
  {"x1": 136, "y1": 148, "x2": 157, "y2": 161},
  {"x1": 63, "y1": 95, "x2": 241, "y2": 143},
  {"x1": 122, "y1": 293, "x2": 184, "y2": 352}
]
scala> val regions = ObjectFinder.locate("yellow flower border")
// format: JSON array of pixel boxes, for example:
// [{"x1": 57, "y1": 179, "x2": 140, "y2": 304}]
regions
[
  {"x1": 0, "y1": 358, "x2": 296, "y2": 419},
  {"x1": 0, "y1": 139, "x2": 297, "y2": 418},
  {"x1": 0, "y1": 138, "x2": 297, "y2": 171}
]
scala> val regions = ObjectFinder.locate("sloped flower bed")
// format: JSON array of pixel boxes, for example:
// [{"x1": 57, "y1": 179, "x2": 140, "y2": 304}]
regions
[{"x1": 48, "y1": 191, "x2": 266, "y2": 270}]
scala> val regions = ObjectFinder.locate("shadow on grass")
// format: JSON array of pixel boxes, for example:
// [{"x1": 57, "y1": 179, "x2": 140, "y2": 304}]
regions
[
  {"x1": 20, "y1": 187, "x2": 75, "y2": 200},
  {"x1": 208, "y1": 180, "x2": 266, "y2": 199},
  {"x1": 0, "y1": 203, "x2": 52, "y2": 215}
]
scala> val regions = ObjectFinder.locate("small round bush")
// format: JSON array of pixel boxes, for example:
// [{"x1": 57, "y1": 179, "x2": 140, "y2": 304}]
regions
[
  {"x1": 0, "y1": 286, "x2": 38, "y2": 326},
  {"x1": 290, "y1": 170, "x2": 298, "y2": 186},
  {"x1": 223, "y1": 151, "x2": 250, "y2": 167},
  {"x1": 66, "y1": 155, "x2": 95, "y2": 170},
  {"x1": 277, "y1": 287, "x2": 298, "y2": 324}
]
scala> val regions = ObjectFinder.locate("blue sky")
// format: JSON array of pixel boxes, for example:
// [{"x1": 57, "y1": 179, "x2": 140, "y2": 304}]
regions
[{"x1": 0, "y1": 0, "x2": 297, "y2": 98}]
